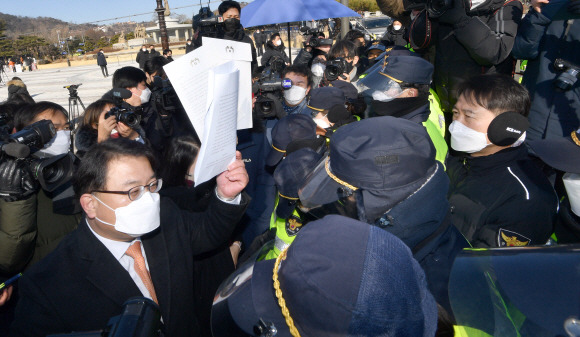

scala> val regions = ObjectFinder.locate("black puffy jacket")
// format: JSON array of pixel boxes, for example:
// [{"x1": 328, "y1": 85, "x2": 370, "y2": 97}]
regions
[{"x1": 433, "y1": 0, "x2": 523, "y2": 113}]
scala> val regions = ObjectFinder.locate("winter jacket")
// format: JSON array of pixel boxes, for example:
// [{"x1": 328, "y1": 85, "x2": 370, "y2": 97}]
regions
[
  {"x1": 0, "y1": 188, "x2": 80, "y2": 277},
  {"x1": 74, "y1": 125, "x2": 98, "y2": 158},
  {"x1": 447, "y1": 145, "x2": 558, "y2": 248},
  {"x1": 433, "y1": 0, "x2": 523, "y2": 113},
  {"x1": 7, "y1": 78, "x2": 32, "y2": 102},
  {"x1": 185, "y1": 43, "x2": 195, "y2": 54},
  {"x1": 261, "y1": 41, "x2": 290, "y2": 67},
  {"x1": 382, "y1": 25, "x2": 408, "y2": 47},
  {"x1": 96, "y1": 52, "x2": 107, "y2": 66},
  {"x1": 136, "y1": 50, "x2": 149, "y2": 69},
  {"x1": 512, "y1": 11, "x2": 580, "y2": 140},
  {"x1": 374, "y1": 162, "x2": 468, "y2": 314}
]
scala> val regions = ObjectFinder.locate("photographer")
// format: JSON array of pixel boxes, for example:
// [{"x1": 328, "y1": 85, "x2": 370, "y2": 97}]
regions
[
  {"x1": 217, "y1": 1, "x2": 258, "y2": 70},
  {"x1": 75, "y1": 99, "x2": 143, "y2": 158},
  {"x1": 106, "y1": 66, "x2": 173, "y2": 157},
  {"x1": 512, "y1": 0, "x2": 580, "y2": 141},
  {"x1": 409, "y1": 0, "x2": 523, "y2": 115},
  {"x1": 261, "y1": 33, "x2": 290, "y2": 67},
  {"x1": 0, "y1": 102, "x2": 80, "y2": 277},
  {"x1": 324, "y1": 40, "x2": 361, "y2": 84},
  {"x1": 293, "y1": 30, "x2": 333, "y2": 69}
]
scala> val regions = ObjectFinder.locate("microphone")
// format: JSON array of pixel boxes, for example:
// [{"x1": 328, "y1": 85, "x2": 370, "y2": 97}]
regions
[
  {"x1": 1, "y1": 142, "x2": 30, "y2": 158},
  {"x1": 111, "y1": 88, "x2": 133, "y2": 100}
]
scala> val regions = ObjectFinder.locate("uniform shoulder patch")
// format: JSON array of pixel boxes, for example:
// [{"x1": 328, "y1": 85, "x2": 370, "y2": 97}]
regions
[
  {"x1": 498, "y1": 229, "x2": 531, "y2": 247},
  {"x1": 285, "y1": 215, "x2": 303, "y2": 237}
]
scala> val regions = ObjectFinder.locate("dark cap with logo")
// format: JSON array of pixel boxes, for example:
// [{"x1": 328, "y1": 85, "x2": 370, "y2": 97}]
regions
[{"x1": 266, "y1": 114, "x2": 318, "y2": 167}]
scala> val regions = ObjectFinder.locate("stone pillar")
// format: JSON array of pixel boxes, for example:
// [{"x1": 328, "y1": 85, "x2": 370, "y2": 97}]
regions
[
  {"x1": 153, "y1": 32, "x2": 158, "y2": 43},
  {"x1": 185, "y1": 29, "x2": 190, "y2": 40},
  {"x1": 175, "y1": 29, "x2": 179, "y2": 41}
]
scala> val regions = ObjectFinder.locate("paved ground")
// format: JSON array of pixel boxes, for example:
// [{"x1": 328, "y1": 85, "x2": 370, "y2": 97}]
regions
[
  {"x1": 0, "y1": 46, "x2": 296, "y2": 119},
  {"x1": 1, "y1": 59, "x2": 140, "y2": 115}
]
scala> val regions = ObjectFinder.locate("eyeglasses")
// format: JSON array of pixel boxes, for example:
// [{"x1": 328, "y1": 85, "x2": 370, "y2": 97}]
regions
[{"x1": 92, "y1": 179, "x2": 163, "y2": 201}]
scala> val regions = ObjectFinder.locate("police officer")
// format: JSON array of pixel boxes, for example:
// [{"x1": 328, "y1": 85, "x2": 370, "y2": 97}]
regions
[
  {"x1": 446, "y1": 74, "x2": 557, "y2": 248},
  {"x1": 265, "y1": 147, "x2": 323, "y2": 260},
  {"x1": 298, "y1": 116, "x2": 468, "y2": 313},
  {"x1": 211, "y1": 215, "x2": 438, "y2": 337},
  {"x1": 357, "y1": 55, "x2": 448, "y2": 164}
]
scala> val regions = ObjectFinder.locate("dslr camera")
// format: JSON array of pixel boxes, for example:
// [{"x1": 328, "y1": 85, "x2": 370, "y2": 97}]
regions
[
  {"x1": 0, "y1": 119, "x2": 74, "y2": 192},
  {"x1": 254, "y1": 57, "x2": 292, "y2": 119},
  {"x1": 553, "y1": 58, "x2": 580, "y2": 92},
  {"x1": 105, "y1": 106, "x2": 141, "y2": 129},
  {"x1": 325, "y1": 57, "x2": 350, "y2": 82}
]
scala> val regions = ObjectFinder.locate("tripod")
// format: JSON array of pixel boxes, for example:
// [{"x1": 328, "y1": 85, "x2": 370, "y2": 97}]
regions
[{"x1": 67, "y1": 87, "x2": 85, "y2": 131}]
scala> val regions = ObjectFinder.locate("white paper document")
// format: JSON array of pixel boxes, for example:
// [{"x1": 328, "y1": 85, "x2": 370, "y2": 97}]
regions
[
  {"x1": 163, "y1": 37, "x2": 252, "y2": 140},
  {"x1": 193, "y1": 62, "x2": 239, "y2": 186}
]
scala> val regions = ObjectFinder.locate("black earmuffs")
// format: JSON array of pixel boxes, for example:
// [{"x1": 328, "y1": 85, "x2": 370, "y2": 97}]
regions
[{"x1": 487, "y1": 112, "x2": 529, "y2": 146}]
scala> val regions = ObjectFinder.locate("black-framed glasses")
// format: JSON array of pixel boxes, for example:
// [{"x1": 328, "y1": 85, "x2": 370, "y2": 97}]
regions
[{"x1": 92, "y1": 179, "x2": 163, "y2": 201}]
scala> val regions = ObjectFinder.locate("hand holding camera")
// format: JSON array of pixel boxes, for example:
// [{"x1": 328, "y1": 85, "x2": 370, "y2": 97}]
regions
[
  {"x1": 438, "y1": 0, "x2": 469, "y2": 24},
  {"x1": 98, "y1": 110, "x2": 117, "y2": 143},
  {"x1": 0, "y1": 155, "x2": 39, "y2": 202}
]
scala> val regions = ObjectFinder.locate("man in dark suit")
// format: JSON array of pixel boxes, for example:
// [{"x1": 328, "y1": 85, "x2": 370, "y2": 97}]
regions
[{"x1": 10, "y1": 138, "x2": 250, "y2": 337}]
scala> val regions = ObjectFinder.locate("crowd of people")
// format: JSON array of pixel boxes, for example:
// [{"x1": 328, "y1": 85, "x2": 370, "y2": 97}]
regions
[{"x1": 0, "y1": 0, "x2": 579, "y2": 335}]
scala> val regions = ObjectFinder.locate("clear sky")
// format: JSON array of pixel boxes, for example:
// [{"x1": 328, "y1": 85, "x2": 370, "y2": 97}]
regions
[{"x1": 1, "y1": 0, "x2": 244, "y2": 24}]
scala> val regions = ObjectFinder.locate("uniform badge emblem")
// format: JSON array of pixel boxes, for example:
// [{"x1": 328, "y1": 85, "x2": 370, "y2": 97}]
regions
[
  {"x1": 285, "y1": 215, "x2": 303, "y2": 236},
  {"x1": 498, "y1": 229, "x2": 530, "y2": 247}
]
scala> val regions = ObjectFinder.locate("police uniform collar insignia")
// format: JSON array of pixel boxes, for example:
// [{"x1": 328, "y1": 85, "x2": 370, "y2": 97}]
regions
[{"x1": 498, "y1": 229, "x2": 530, "y2": 247}]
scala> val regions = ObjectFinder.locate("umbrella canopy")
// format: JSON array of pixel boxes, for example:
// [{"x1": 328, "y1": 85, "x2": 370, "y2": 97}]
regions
[{"x1": 241, "y1": 0, "x2": 360, "y2": 28}]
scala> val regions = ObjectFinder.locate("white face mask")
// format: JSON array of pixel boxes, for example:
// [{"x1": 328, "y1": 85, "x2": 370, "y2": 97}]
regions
[
  {"x1": 35, "y1": 130, "x2": 71, "y2": 158},
  {"x1": 142, "y1": 48, "x2": 146, "y2": 52},
  {"x1": 140, "y1": 87, "x2": 152, "y2": 104},
  {"x1": 393, "y1": 24, "x2": 402, "y2": 30},
  {"x1": 314, "y1": 117, "x2": 331, "y2": 129},
  {"x1": 275, "y1": 39, "x2": 282, "y2": 46},
  {"x1": 311, "y1": 63, "x2": 326, "y2": 77},
  {"x1": 449, "y1": 121, "x2": 490, "y2": 153},
  {"x1": 284, "y1": 86, "x2": 307, "y2": 105},
  {"x1": 563, "y1": 173, "x2": 580, "y2": 217},
  {"x1": 470, "y1": 0, "x2": 488, "y2": 10},
  {"x1": 93, "y1": 192, "x2": 161, "y2": 237}
]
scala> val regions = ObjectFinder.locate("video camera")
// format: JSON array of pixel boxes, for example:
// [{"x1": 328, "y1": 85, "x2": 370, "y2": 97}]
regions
[
  {"x1": 299, "y1": 27, "x2": 333, "y2": 48},
  {"x1": 106, "y1": 88, "x2": 144, "y2": 129},
  {"x1": 554, "y1": 58, "x2": 580, "y2": 92},
  {"x1": 403, "y1": 0, "x2": 453, "y2": 17},
  {"x1": 325, "y1": 57, "x2": 350, "y2": 82},
  {"x1": 151, "y1": 76, "x2": 181, "y2": 113},
  {"x1": 48, "y1": 297, "x2": 162, "y2": 337},
  {"x1": 192, "y1": 6, "x2": 224, "y2": 40},
  {"x1": 64, "y1": 83, "x2": 82, "y2": 98},
  {"x1": 254, "y1": 58, "x2": 292, "y2": 119},
  {"x1": 0, "y1": 119, "x2": 75, "y2": 192}
]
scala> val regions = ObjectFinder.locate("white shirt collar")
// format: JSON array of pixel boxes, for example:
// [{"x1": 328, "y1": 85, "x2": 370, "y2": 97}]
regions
[{"x1": 86, "y1": 219, "x2": 139, "y2": 261}]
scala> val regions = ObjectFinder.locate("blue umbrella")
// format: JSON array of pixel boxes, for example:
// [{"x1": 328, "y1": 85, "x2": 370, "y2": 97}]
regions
[
  {"x1": 241, "y1": 0, "x2": 361, "y2": 57},
  {"x1": 241, "y1": 0, "x2": 360, "y2": 27}
]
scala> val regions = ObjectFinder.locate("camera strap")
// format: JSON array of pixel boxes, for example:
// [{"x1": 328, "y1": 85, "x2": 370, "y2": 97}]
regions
[{"x1": 557, "y1": 19, "x2": 575, "y2": 57}]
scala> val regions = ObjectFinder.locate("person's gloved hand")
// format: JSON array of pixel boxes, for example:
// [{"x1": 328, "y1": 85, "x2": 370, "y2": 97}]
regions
[
  {"x1": 438, "y1": 0, "x2": 469, "y2": 25},
  {"x1": 569, "y1": 0, "x2": 580, "y2": 15},
  {"x1": 0, "y1": 156, "x2": 38, "y2": 202}
]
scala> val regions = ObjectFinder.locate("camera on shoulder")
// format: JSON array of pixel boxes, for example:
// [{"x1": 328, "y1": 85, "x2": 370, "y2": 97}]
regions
[{"x1": 254, "y1": 58, "x2": 292, "y2": 119}]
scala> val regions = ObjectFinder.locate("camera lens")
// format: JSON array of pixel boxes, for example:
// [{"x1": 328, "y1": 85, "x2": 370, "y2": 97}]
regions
[
  {"x1": 260, "y1": 101, "x2": 272, "y2": 113},
  {"x1": 554, "y1": 70, "x2": 578, "y2": 91}
]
